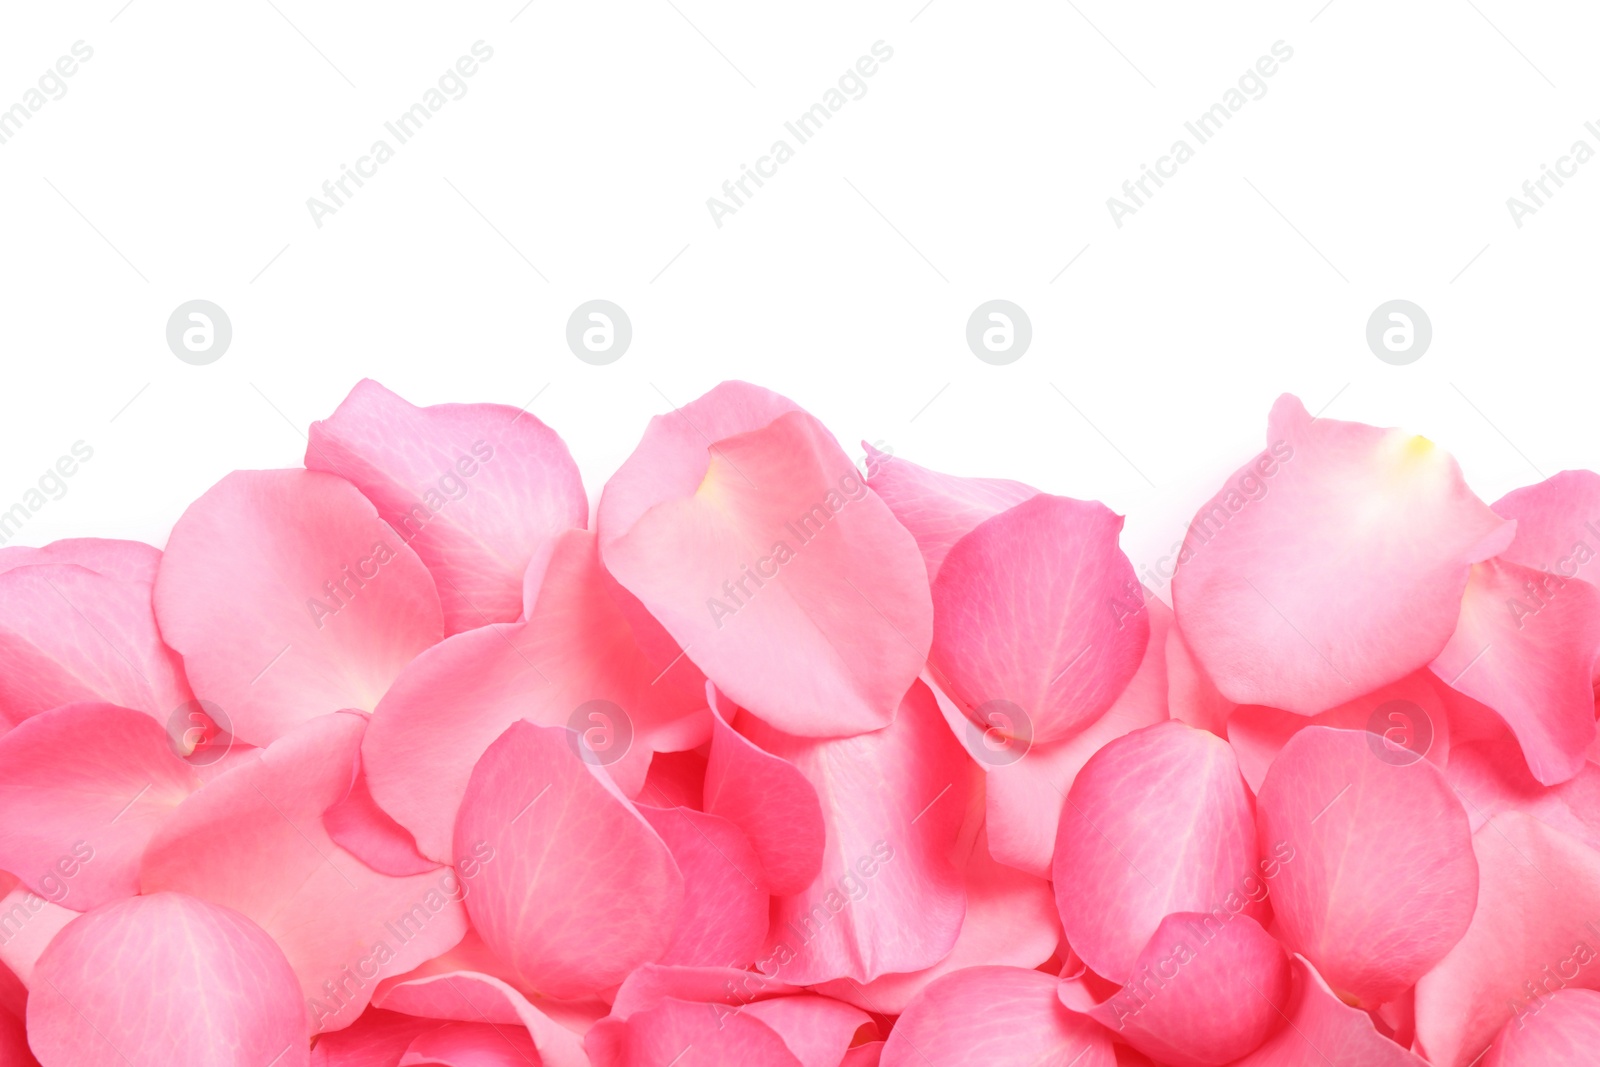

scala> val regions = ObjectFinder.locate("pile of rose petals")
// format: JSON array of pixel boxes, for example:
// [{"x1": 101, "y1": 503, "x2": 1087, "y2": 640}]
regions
[{"x1": 3, "y1": 380, "x2": 1600, "y2": 1067}]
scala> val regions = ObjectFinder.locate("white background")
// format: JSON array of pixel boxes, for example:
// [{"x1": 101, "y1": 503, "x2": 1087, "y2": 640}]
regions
[{"x1": 1, "y1": 0, "x2": 1596, "y2": 600}]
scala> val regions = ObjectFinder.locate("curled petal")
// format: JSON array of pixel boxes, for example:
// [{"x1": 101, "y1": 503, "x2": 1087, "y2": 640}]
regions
[
  {"x1": 453, "y1": 721, "x2": 683, "y2": 999},
  {"x1": 1172, "y1": 394, "x2": 1512, "y2": 713},
  {"x1": 307, "y1": 379, "x2": 587, "y2": 633},
  {"x1": 598, "y1": 381, "x2": 932, "y2": 737},
  {"x1": 1430, "y1": 558, "x2": 1600, "y2": 785}
]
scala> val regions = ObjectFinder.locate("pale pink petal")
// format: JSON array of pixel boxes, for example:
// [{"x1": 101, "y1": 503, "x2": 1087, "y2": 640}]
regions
[
  {"x1": 1089, "y1": 912, "x2": 1290, "y2": 1067},
  {"x1": 1165, "y1": 624, "x2": 1233, "y2": 735},
  {"x1": 1257, "y1": 726, "x2": 1476, "y2": 1005},
  {"x1": 307, "y1": 379, "x2": 587, "y2": 634},
  {"x1": 363, "y1": 528, "x2": 702, "y2": 862},
  {"x1": 1172, "y1": 394, "x2": 1512, "y2": 714},
  {"x1": 881, "y1": 966, "x2": 1114, "y2": 1067},
  {"x1": 702, "y1": 687, "x2": 824, "y2": 895},
  {"x1": 862, "y1": 444, "x2": 1037, "y2": 582},
  {"x1": 1227, "y1": 671, "x2": 1451, "y2": 793},
  {"x1": 0, "y1": 702, "x2": 198, "y2": 910},
  {"x1": 739, "y1": 996, "x2": 872, "y2": 1067},
  {"x1": 1492, "y1": 470, "x2": 1600, "y2": 585},
  {"x1": 140, "y1": 712, "x2": 468, "y2": 1033},
  {"x1": 978, "y1": 598, "x2": 1171, "y2": 879},
  {"x1": 0, "y1": 538, "x2": 159, "y2": 582},
  {"x1": 1484, "y1": 988, "x2": 1600, "y2": 1067},
  {"x1": 605, "y1": 963, "x2": 799, "y2": 1019},
  {"x1": 1415, "y1": 813, "x2": 1600, "y2": 1067},
  {"x1": 638, "y1": 803, "x2": 768, "y2": 969},
  {"x1": 153, "y1": 469, "x2": 443, "y2": 746},
  {"x1": 374, "y1": 968, "x2": 589, "y2": 1067},
  {"x1": 598, "y1": 381, "x2": 932, "y2": 737},
  {"x1": 0, "y1": 563, "x2": 191, "y2": 729},
  {"x1": 399, "y1": 1020, "x2": 539, "y2": 1066},
  {"x1": 741, "y1": 681, "x2": 969, "y2": 985},
  {"x1": 454, "y1": 720, "x2": 683, "y2": 999},
  {"x1": 1053, "y1": 721, "x2": 1260, "y2": 982},
  {"x1": 817, "y1": 825, "x2": 1058, "y2": 1015},
  {"x1": 1447, "y1": 739, "x2": 1600, "y2": 847},
  {"x1": 0, "y1": 884, "x2": 75, "y2": 987},
  {"x1": 1230, "y1": 957, "x2": 1430, "y2": 1067},
  {"x1": 27, "y1": 892, "x2": 308, "y2": 1067},
  {"x1": 1430, "y1": 558, "x2": 1600, "y2": 785},
  {"x1": 929, "y1": 494, "x2": 1149, "y2": 745}
]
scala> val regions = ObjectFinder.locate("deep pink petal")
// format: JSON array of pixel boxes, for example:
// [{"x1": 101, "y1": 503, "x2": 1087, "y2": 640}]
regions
[
  {"x1": 817, "y1": 825, "x2": 1058, "y2": 1015},
  {"x1": 929, "y1": 494, "x2": 1149, "y2": 745},
  {"x1": 1172, "y1": 394, "x2": 1512, "y2": 713},
  {"x1": 1053, "y1": 721, "x2": 1259, "y2": 982},
  {"x1": 1483, "y1": 988, "x2": 1600, "y2": 1067},
  {"x1": 1089, "y1": 912, "x2": 1289, "y2": 1067},
  {"x1": 862, "y1": 443, "x2": 1037, "y2": 582},
  {"x1": 1230, "y1": 957, "x2": 1429, "y2": 1067},
  {"x1": 1257, "y1": 726, "x2": 1477, "y2": 1005},
  {"x1": 598, "y1": 381, "x2": 932, "y2": 737},
  {"x1": 0, "y1": 563, "x2": 191, "y2": 729},
  {"x1": 140, "y1": 712, "x2": 468, "y2": 1033},
  {"x1": 453, "y1": 720, "x2": 683, "y2": 999},
  {"x1": 0, "y1": 702, "x2": 198, "y2": 910},
  {"x1": 587, "y1": 997, "x2": 804, "y2": 1067},
  {"x1": 27, "y1": 892, "x2": 308, "y2": 1067},
  {"x1": 741, "y1": 681, "x2": 969, "y2": 985},
  {"x1": 702, "y1": 686, "x2": 824, "y2": 895},
  {"x1": 1415, "y1": 813, "x2": 1600, "y2": 1067},
  {"x1": 638, "y1": 804, "x2": 768, "y2": 969},
  {"x1": 364, "y1": 528, "x2": 703, "y2": 862},
  {"x1": 154, "y1": 469, "x2": 443, "y2": 746},
  {"x1": 1429, "y1": 557, "x2": 1600, "y2": 785},
  {"x1": 881, "y1": 966, "x2": 1114, "y2": 1067},
  {"x1": 306, "y1": 379, "x2": 587, "y2": 634}
]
